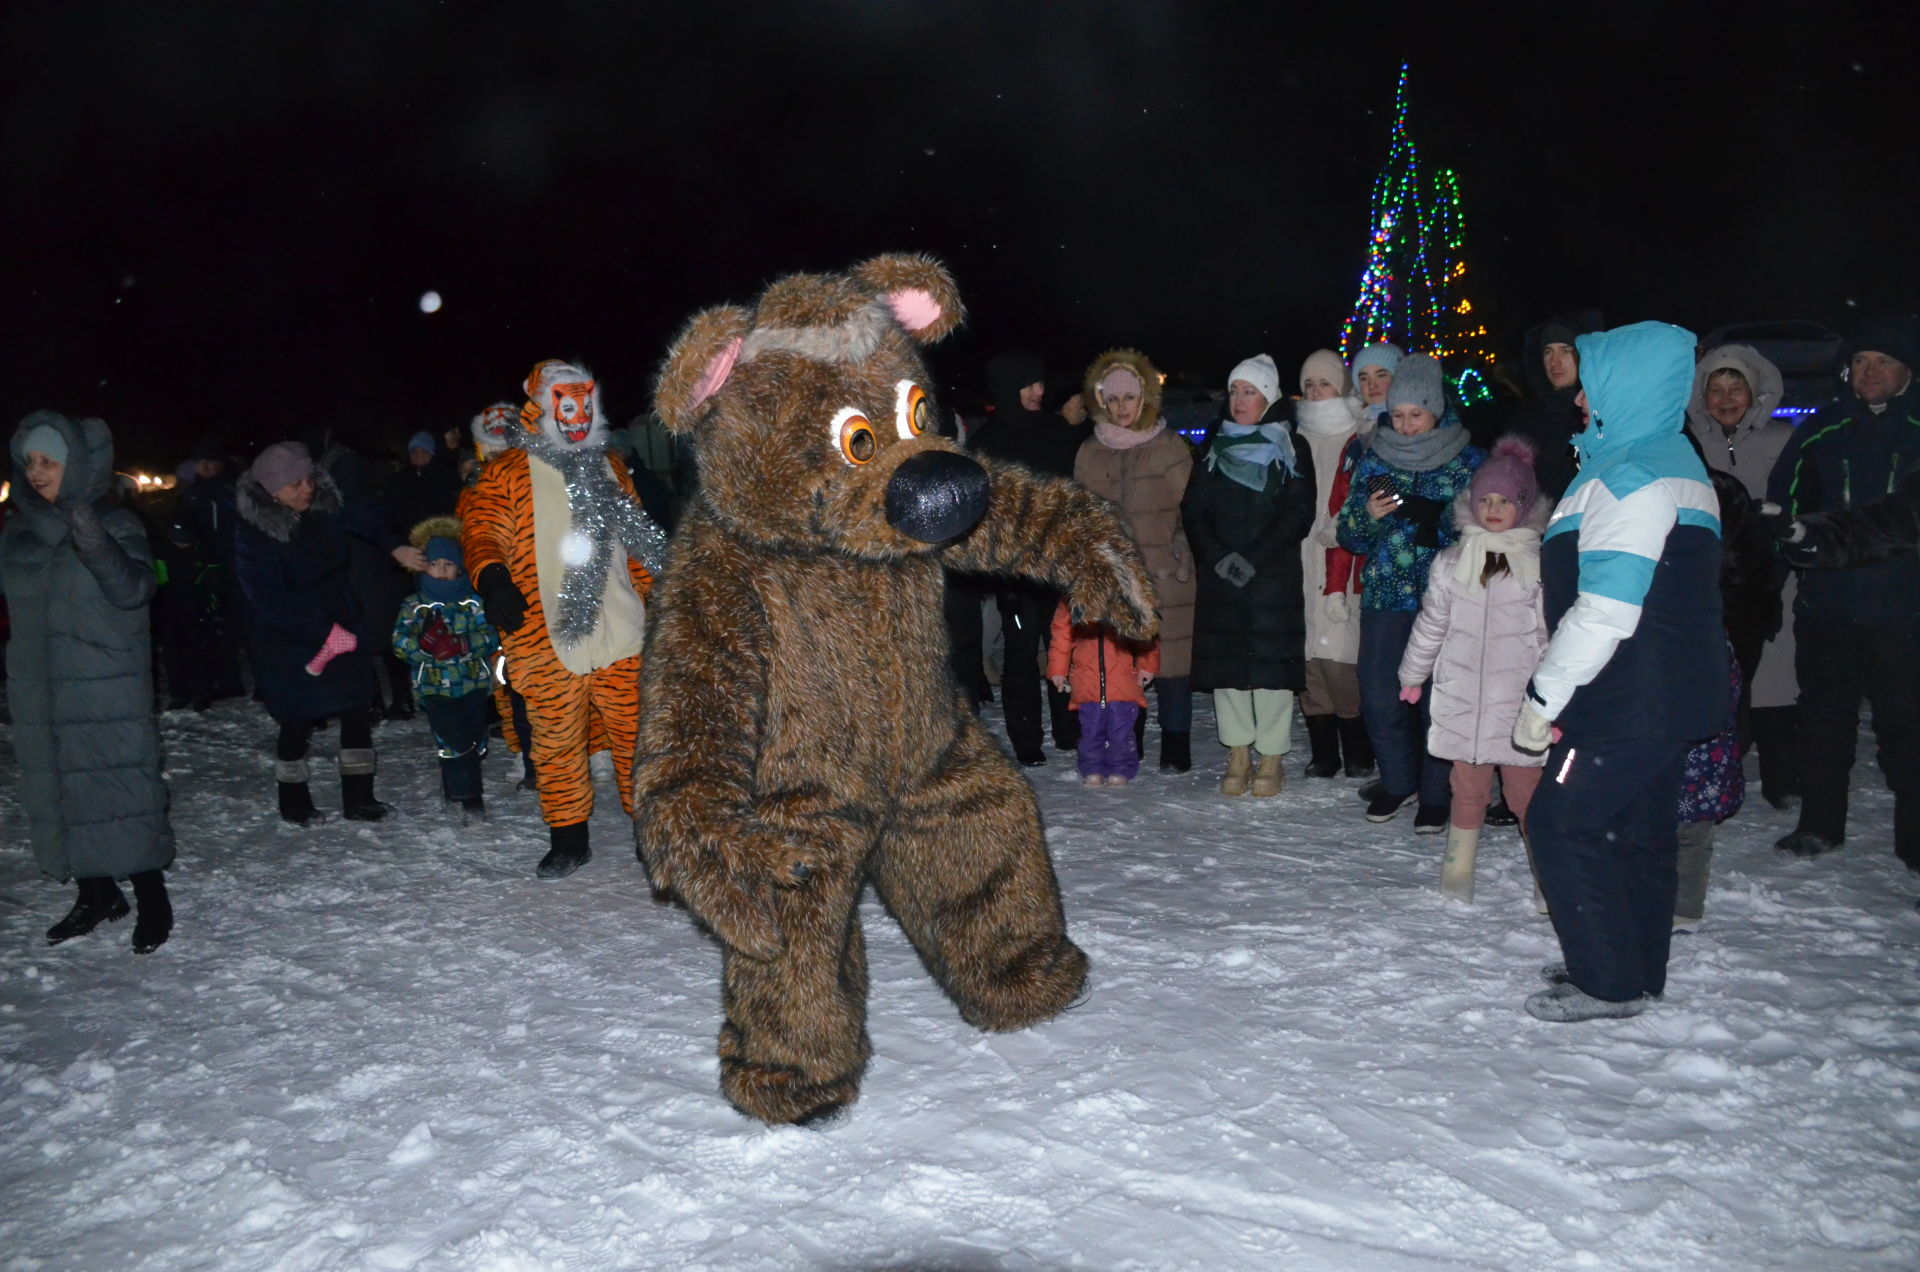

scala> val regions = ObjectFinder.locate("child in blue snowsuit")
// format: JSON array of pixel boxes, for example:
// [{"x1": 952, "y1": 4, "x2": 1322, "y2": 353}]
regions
[
  {"x1": 392, "y1": 520, "x2": 500, "y2": 821},
  {"x1": 1514, "y1": 322, "x2": 1728, "y2": 1021}
]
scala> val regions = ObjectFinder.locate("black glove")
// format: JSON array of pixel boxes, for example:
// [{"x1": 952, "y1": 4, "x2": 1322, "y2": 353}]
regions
[
  {"x1": 1757, "y1": 501, "x2": 1803, "y2": 544},
  {"x1": 65, "y1": 501, "x2": 107, "y2": 553},
  {"x1": 1215, "y1": 552, "x2": 1256, "y2": 588},
  {"x1": 1395, "y1": 494, "x2": 1447, "y2": 549},
  {"x1": 476, "y1": 563, "x2": 527, "y2": 633}
]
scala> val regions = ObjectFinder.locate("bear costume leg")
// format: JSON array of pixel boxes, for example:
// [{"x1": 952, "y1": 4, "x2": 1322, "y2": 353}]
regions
[
  {"x1": 717, "y1": 861, "x2": 873, "y2": 1125},
  {"x1": 870, "y1": 714, "x2": 1089, "y2": 1032}
]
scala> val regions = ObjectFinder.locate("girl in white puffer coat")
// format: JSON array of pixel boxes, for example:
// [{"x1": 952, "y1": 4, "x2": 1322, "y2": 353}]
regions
[{"x1": 1397, "y1": 436, "x2": 1552, "y2": 902}]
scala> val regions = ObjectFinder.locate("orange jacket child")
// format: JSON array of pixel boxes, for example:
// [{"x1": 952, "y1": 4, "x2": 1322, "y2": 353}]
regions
[
  {"x1": 1048, "y1": 599, "x2": 1160, "y2": 786},
  {"x1": 1049, "y1": 599, "x2": 1160, "y2": 708}
]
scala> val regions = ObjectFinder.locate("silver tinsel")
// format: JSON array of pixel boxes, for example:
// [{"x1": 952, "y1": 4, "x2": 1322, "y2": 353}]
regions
[{"x1": 511, "y1": 422, "x2": 671, "y2": 649}]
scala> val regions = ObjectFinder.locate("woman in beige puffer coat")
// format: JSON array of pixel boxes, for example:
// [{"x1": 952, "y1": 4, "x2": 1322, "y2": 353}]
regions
[{"x1": 1074, "y1": 348, "x2": 1196, "y2": 771}]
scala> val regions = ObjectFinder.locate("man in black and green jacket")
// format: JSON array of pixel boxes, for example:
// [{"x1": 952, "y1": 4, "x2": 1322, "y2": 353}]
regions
[{"x1": 1766, "y1": 314, "x2": 1920, "y2": 869}]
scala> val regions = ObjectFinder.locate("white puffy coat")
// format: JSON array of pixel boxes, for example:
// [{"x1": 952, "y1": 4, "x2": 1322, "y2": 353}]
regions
[{"x1": 1397, "y1": 492, "x2": 1551, "y2": 767}]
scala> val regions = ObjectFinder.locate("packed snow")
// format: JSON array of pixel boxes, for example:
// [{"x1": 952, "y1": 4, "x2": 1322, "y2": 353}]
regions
[{"x1": 2, "y1": 695, "x2": 1916, "y2": 1270}]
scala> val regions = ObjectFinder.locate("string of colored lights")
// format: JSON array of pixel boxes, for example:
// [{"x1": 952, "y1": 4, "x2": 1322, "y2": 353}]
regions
[{"x1": 1339, "y1": 64, "x2": 1497, "y2": 404}]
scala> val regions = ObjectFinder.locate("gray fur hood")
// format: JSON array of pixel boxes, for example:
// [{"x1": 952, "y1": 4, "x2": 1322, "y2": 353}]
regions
[
  {"x1": 1685, "y1": 344, "x2": 1784, "y2": 443},
  {"x1": 236, "y1": 465, "x2": 345, "y2": 542},
  {"x1": 10, "y1": 409, "x2": 114, "y2": 508}
]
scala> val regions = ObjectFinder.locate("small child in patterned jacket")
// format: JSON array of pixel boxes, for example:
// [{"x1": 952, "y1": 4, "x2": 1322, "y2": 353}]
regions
[{"x1": 392, "y1": 517, "x2": 500, "y2": 822}]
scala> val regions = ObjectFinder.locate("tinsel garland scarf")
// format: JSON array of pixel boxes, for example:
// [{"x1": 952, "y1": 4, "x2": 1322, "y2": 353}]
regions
[{"x1": 510, "y1": 421, "x2": 670, "y2": 649}]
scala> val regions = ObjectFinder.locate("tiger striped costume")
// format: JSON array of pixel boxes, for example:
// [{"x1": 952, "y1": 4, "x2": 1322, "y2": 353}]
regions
[{"x1": 462, "y1": 378, "x2": 654, "y2": 834}]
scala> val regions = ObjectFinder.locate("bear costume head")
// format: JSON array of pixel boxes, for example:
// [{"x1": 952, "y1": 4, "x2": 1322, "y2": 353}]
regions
[{"x1": 655, "y1": 253, "x2": 991, "y2": 558}]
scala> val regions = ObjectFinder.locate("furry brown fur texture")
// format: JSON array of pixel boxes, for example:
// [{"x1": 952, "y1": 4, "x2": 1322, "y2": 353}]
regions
[{"x1": 636, "y1": 253, "x2": 1157, "y2": 1125}]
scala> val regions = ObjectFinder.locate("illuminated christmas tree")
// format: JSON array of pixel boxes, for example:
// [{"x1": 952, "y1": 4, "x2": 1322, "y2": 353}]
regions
[{"x1": 1340, "y1": 64, "x2": 1496, "y2": 404}]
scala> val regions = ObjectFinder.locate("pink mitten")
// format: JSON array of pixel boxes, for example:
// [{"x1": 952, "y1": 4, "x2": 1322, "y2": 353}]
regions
[{"x1": 305, "y1": 623, "x2": 359, "y2": 676}]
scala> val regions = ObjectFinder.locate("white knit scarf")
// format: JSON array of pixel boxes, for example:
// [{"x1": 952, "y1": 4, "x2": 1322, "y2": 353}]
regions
[{"x1": 1452, "y1": 522, "x2": 1542, "y2": 590}]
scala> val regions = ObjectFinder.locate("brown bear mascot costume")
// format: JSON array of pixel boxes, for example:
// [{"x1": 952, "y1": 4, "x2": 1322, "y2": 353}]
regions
[{"x1": 636, "y1": 254, "x2": 1160, "y2": 1125}]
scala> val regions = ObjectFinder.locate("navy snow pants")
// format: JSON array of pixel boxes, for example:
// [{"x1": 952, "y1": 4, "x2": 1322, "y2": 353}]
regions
[{"x1": 1528, "y1": 734, "x2": 1688, "y2": 1003}]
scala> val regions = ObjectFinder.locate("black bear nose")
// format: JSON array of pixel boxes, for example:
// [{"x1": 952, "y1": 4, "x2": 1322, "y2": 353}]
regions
[{"x1": 885, "y1": 450, "x2": 989, "y2": 543}]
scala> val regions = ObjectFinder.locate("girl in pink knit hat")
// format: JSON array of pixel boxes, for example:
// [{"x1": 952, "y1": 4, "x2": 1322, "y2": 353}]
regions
[{"x1": 1395, "y1": 435, "x2": 1554, "y2": 903}]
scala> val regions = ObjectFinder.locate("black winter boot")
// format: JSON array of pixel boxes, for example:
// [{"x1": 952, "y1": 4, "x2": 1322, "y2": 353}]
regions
[
  {"x1": 277, "y1": 758, "x2": 322, "y2": 824},
  {"x1": 1337, "y1": 716, "x2": 1375, "y2": 778},
  {"x1": 130, "y1": 870, "x2": 173, "y2": 954},
  {"x1": 46, "y1": 877, "x2": 130, "y2": 945},
  {"x1": 538, "y1": 822, "x2": 592, "y2": 879},
  {"x1": 1159, "y1": 731, "x2": 1191, "y2": 773},
  {"x1": 340, "y1": 748, "x2": 390, "y2": 821},
  {"x1": 1303, "y1": 715, "x2": 1342, "y2": 778}
]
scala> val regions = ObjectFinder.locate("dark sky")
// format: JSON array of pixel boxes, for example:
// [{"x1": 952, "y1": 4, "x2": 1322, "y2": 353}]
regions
[{"x1": 6, "y1": 0, "x2": 1916, "y2": 468}]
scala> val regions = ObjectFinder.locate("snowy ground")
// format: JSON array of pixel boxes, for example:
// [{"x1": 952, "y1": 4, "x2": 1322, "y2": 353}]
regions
[{"x1": 2, "y1": 694, "x2": 1916, "y2": 1271}]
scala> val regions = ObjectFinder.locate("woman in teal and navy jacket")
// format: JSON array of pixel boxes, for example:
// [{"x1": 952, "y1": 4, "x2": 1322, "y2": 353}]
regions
[
  {"x1": 393, "y1": 516, "x2": 501, "y2": 822},
  {"x1": 1336, "y1": 355, "x2": 1484, "y2": 829}
]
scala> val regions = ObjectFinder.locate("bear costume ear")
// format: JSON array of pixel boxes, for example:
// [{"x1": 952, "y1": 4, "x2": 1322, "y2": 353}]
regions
[
  {"x1": 851, "y1": 253, "x2": 964, "y2": 345},
  {"x1": 655, "y1": 305, "x2": 753, "y2": 434}
]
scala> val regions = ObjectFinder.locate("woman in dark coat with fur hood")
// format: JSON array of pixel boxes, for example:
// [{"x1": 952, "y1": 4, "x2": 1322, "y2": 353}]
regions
[
  {"x1": 1182, "y1": 355, "x2": 1317, "y2": 797},
  {"x1": 235, "y1": 441, "x2": 409, "y2": 823},
  {"x1": 1, "y1": 411, "x2": 175, "y2": 952}
]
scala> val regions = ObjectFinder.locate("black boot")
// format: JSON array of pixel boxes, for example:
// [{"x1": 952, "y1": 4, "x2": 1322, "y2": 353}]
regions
[
  {"x1": 1049, "y1": 684, "x2": 1079, "y2": 752},
  {"x1": 1303, "y1": 715, "x2": 1342, "y2": 778},
  {"x1": 130, "y1": 870, "x2": 173, "y2": 954},
  {"x1": 1484, "y1": 799, "x2": 1519, "y2": 828},
  {"x1": 276, "y1": 757, "x2": 321, "y2": 824},
  {"x1": 1337, "y1": 716, "x2": 1375, "y2": 778},
  {"x1": 460, "y1": 795, "x2": 488, "y2": 826},
  {"x1": 46, "y1": 877, "x2": 130, "y2": 944},
  {"x1": 340, "y1": 748, "x2": 390, "y2": 821},
  {"x1": 538, "y1": 822, "x2": 592, "y2": 879},
  {"x1": 1159, "y1": 730, "x2": 1191, "y2": 773}
]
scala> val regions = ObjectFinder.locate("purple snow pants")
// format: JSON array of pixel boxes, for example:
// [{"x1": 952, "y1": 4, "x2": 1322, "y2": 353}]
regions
[{"x1": 1076, "y1": 701, "x2": 1142, "y2": 781}]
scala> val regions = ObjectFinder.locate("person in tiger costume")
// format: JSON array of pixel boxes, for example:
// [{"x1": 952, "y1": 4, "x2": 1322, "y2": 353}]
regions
[
  {"x1": 462, "y1": 364, "x2": 667, "y2": 878},
  {"x1": 637, "y1": 253, "x2": 1158, "y2": 1124},
  {"x1": 458, "y1": 402, "x2": 537, "y2": 785}
]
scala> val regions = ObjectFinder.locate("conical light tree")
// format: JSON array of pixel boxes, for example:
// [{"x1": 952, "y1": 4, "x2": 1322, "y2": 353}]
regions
[{"x1": 1340, "y1": 64, "x2": 1496, "y2": 404}]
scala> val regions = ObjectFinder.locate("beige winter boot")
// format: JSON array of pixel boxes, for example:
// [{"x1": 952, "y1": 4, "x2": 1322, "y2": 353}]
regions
[
  {"x1": 1440, "y1": 825, "x2": 1480, "y2": 902},
  {"x1": 1250, "y1": 753, "x2": 1286, "y2": 798},
  {"x1": 1219, "y1": 745, "x2": 1252, "y2": 796}
]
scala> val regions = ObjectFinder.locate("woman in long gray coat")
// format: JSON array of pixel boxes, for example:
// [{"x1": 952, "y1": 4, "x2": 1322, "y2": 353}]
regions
[{"x1": 2, "y1": 411, "x2": 174, "y2": 951}]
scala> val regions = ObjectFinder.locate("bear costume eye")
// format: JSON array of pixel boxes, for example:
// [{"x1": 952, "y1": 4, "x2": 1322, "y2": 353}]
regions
[
  {"x1": 894, "y1": 380, "x2": 931, "y2": 439},
  {"x1": 830, "y1": 407, "x2": 877, "y2": 465}
]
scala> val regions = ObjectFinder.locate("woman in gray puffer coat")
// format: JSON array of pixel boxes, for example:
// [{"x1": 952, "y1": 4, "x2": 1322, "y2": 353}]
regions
[{"x1": 1, "y1": 411, "x2": 174, "y2": 952}]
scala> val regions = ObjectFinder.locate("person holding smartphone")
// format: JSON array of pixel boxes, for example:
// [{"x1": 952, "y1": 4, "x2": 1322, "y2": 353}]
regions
[{"x1": 1335, "y1": 355, "x2": 1484, "y2": 829}]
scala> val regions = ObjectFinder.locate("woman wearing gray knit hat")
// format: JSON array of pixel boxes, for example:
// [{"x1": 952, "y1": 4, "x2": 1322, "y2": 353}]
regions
[{"x1": 1334, "y1": 355, "x2": 1484, "y2": 830}]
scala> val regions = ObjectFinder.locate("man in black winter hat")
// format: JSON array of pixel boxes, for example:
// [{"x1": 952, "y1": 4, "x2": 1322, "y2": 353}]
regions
[
  {"x1": 963, "y1": 351, "x2": 1088, "y2": 762},
  {"x1": 1766, "y1": 313, "x2": 1920, "y2": 870}
]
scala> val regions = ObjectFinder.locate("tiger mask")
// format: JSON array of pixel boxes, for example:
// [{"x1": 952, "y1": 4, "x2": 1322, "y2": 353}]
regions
[
  {"x1": 653, "y1": 253, "x2": 989, "y2": 560},
  {"x1": 520, "y1": 360, "x2": 606, "y2": 451}
]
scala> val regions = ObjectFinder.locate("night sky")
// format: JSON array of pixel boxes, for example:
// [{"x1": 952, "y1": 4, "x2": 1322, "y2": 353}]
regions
[{"x1": 6, "y1": 0, "x2": 1916, "y2": 470}]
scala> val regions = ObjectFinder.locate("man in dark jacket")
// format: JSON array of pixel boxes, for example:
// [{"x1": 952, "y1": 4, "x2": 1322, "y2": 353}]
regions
[
  {"x1": 1513, "y1": 322, "x2": 1726, "y2": 1022},
  {"x1": 1766, "y1": 314, "x2": 1920, "y2": 866},
  {"x1": 175, "y1": 438, "x2": 249, "y2": 698},
  {"x1": 964, "y1": 351, "x2": 1090, "y2": 762},
  {"x1": 1506, "y1": 313, "x2": 1602, "y2": 501}
]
